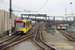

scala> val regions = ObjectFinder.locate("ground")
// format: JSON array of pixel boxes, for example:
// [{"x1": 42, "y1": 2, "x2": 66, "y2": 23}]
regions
[
  {"x1": 1, "y1": 25, "x2": 75, "y2": 50},
  {"x1": 42, "y1": 26, "x2": 75, "y2": 50}
]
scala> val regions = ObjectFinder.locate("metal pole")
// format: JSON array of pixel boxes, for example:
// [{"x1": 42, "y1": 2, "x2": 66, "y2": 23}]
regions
[
  {"x1": 70, "y1": 2, "x2": 73, "y2": 15},
  {"x1": 4, "y1": 10, "x2": 5, "y2": 31},
  {"x1": 48, "y1": 16, "x2": 49, "y2": 20},
  {"x1": 43, "y1": 17, "x2": 44, "y2": 22},
  {"x1": 46, "y1": 16, "x2": 47, "y2": 26},
  {"x1": 65, "y1": 8, "x2": 67, "y2": 20},
  {"x1": 65, "y1": 8, "x2": 67, "y2": 17},
  {"x1": 9, "y1": 0, "x2": 12, "y2": 36}
]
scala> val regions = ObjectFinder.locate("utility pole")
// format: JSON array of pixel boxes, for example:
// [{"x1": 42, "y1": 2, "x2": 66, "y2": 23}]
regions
[{"x1": 9, "y1": 0, "x2": 12, "y2": 36}]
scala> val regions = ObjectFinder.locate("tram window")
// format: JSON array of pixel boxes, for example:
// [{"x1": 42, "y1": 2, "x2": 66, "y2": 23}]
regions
[
  {"x1": 16, "y1": 22, "x2": 25, "y2": 30},
  {"x1": 24, "y1": 23, "x2": 25, "y2": 28}
]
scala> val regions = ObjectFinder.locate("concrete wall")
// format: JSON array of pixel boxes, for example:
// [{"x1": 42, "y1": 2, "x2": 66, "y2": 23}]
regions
[
  {"x1": 0, "y1": 10, "x2": 21, "y2": 37},
  {"x1": 0, "y1": 10, "x2": 4, "y2": 31},
  {"x1": 0, "y1": 10, "x2": 20, "y2": 31},
  {"x1": 0, "y1": 10, "x2": 10, "y2": 31}
]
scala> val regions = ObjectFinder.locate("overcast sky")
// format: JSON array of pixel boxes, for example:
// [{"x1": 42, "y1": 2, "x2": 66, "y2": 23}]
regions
[{"x1": 0, "y1": 0, "x2": 75, "y2": 17}]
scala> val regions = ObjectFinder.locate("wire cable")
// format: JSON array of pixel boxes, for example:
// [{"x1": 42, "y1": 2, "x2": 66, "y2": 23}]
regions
[
  {"x1": 38, "y1": 0, "x2": 48, "y2": 12},
  {"x1": 3, "y1": 0, "x2": 25, "y2": 10},
  {"x1": 0, "y1": 1, "x2": 9, "y2": 7},
  {"x1": 0, "y1": 0, "x2": 38, "y2": 13},
  {"x1": 1, "y1": 0, "x2": 26, "y2": 11},
  {"x1": 0, "y1": 1, "x2": 19, "y2": 11}
]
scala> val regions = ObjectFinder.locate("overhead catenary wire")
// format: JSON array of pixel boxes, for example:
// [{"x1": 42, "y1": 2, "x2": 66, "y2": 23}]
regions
[
  {"x1": 0, "y1": 1, "x2": 24, "y2": 11},
  {"x1": 0, "y1": 1, "x2": 20, "y2": 11},
  {"x1": 38, "y1": 0, "x2": 48, "y2": 12},
  {"x1": 2, "y1": 0, "x2": 25, "y2": 11},
  {"x1": 0, "y1": 0, "x2": 38, "y2": 13},
  {"x1": 0, "y1": 1, "x2": 9, "y2": 7}
]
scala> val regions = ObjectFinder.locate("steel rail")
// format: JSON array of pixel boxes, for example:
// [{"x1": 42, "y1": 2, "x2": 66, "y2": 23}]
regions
[
  {"x1": 34, "y1": 25, "x2": 45, "y2": 50},
  {"x1": 65, "y1": 30, "x2": 75, "y2": 38},
  {"x1": 34, "y1": 24, "x2": 57, "y2": 50},
  {"x1": 0, "y1": 24, "x2": 36, "y2": 44},
  {"x1": 1, "y1": 25, "x2": 37, "y2": 50},
  {"x1": 58, "y1": 30, "x2": 75, "y2": 41},
  {"x1": 0, "y1": 35, "x2": 21, "y2": 49},
  {"x1": 0, "y1": 35, "x2": 17, "y2": 44},
  {"x1": 40, "y1": 25, "x2": 57, "y2": 50},
  {"x1": 1, "y1": 33, "x2": 34, "y2": 50}
]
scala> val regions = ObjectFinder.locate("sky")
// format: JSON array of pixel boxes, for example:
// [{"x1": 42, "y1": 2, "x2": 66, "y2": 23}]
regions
[{"x1": 0, "y1": 0, "x2": 75, "y2": 20}]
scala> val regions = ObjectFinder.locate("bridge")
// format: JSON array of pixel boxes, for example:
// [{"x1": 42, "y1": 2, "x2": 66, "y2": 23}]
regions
[{"x1": 21, "y1": 14, "x2": 75, "y2": 25}]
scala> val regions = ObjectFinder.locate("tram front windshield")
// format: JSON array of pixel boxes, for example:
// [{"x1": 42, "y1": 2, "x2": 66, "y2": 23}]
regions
[{"x1": 16, "y1": 22, "x2": 25, "y2": 30}]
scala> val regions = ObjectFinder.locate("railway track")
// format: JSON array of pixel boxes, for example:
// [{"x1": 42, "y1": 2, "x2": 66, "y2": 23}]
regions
[
  {"x1": 65, "y1": 30, "x2": 75, "y2": 39},
  {"x1": 0, "y1": 25, "x2": 37, "y2": 50},
  {"x1": 1, "y1": 33, "x2": 34, "y2": 50},
  {"x1": 58, "y1": 30, "x2": 75, "y2": 41},
  {"x1": 34, "y1": 24, "x2": 57, "y2": 50},
  {"x1": 0, "y1": 35, "x2": 17, "y2": 44}
]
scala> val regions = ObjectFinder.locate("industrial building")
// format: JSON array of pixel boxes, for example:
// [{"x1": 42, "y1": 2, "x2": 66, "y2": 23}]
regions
[{"x1": 0, "y1": 10, "x2": 20, "y2": 36}]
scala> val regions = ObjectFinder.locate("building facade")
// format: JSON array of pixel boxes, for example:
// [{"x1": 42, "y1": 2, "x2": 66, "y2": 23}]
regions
[{"x1": 0, "y1": 10, "x2": 20, "y2": 31}]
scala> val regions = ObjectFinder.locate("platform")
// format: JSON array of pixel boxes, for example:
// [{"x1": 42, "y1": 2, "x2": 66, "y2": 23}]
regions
[{"x1": 42, "y1": 26, "x2": 75, "y2": 50}]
